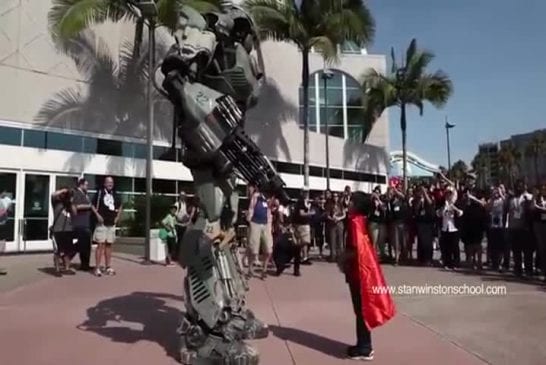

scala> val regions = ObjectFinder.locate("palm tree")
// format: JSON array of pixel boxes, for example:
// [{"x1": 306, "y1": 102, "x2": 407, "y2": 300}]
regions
[
  {"x1": 243, "y1": 0, "x2": 375, "y2": 188},
  {"x1": 449, "y1": 159, "x2": 468, "y2": 183},
  {"x1": 48, "y1": 0, "x2": 220, "y2": 55},
  {"x1": 35, "y1": 30, "x2": 172, "y2": 141},
  {"x1": 498, "y1": 143, "x2": 521, "y2": 188},
  {"x1": 471, "y1": 152, "x2": 489, "y2": 188},
  {"x1": 361, "y1": 39, "x2": 453, "y2": 190},
  {"x1": 525, "y1": 131, "x2": 546, "y2": 185}
]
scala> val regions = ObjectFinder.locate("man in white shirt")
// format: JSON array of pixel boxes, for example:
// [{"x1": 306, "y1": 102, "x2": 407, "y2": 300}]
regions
[
  {"x1": 174, "y1": 192, "x2": 191, "y2": 259},
  {"x1": 507, "y1": 181, "x2": 534, "y2": 277},
  {"x1": 438, "y1": 189, "x2": 463, "y2": 269}
]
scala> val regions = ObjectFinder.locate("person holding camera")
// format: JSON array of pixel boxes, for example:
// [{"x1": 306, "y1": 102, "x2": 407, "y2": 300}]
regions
[
  {"x1": 438, "y1": 188, "x2": 463, "y2": 269},
  {"x1": 50, "y1": 187, "x2": 77, "y2": 274}
]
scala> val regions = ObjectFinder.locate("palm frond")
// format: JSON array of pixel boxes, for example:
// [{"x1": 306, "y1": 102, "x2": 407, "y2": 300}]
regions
[
  {"x1": 405, "y1": 50, "x2": 434, "y2": 81},
  {"x1": 310, "y1": 36, "x2": 337, "y2": 62},
  {"x1": 55, "y1": 29, "x2": 113, "y2": 80},
  {"x1": 405, "y1": 38, "x2": 417, "y2": 67},
  {"x1": 35, "y1": 88, "x2": 86, "y2": 125},
  {"x1": 48, "y1": 0, "x2": 137, "y2": 42},
  {"x1": 243, "y1": 0, "x2": 294, "y2": 42},
  {"x1": 417, "y1": 70, "x2": 453, "y2": 108}
]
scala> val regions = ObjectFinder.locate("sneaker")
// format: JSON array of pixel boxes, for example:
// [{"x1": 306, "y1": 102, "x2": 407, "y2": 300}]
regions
[
  {"x1": 94, "y1": 268, "x2": 103, "y2": 277},
  {"x1": 105, "y1": 267, "x2": 116, "y2": 275},
  {"x1": 347, "y1": 346, "x2": 374, "y2": 361},
  {"x1": 0, "y1": 268, "x2": 7, "y2": 275}
]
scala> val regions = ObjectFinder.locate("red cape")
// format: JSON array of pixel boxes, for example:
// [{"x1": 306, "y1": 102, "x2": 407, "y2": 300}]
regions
[{"x1": 347, "y1": 213, "x2": 396, "y2": 329}]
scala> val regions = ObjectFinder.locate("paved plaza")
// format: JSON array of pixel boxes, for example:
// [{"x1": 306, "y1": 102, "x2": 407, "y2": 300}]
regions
[{"x1": 0, "y1": 249, "x2": 545, "y2": 365}]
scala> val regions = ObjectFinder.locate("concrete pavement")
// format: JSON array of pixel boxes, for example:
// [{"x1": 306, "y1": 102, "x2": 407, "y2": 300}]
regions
[{"x1": 0, "y1": 251, "x2": 544, "y2": 364}]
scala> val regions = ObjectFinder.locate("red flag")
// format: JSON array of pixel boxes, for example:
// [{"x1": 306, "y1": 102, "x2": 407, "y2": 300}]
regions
[{"x1": 346, "y1": 213, "x2": 396, "y2": 329}]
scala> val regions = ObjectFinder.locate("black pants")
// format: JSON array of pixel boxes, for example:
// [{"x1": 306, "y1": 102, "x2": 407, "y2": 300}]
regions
[
  {"x1": 175, "y1": 225, "x2": 187, "y2": 260},
  {"x1": 312, "y1": 223, "x2": 325, "y2": 253},
  {"x1": 509, "y1": 228, "x2": 534, "y2": 275},
  {"x1": 53, "y1": 231, "x2": 76, "y2": 258},
  {"x1": 416, "y1": 223, "x2": 434, "y2": 264},
  {"x1": 74, "y1": 227, "x2": 91, "y2": 269},
  {"x1": 488, "y1": 228, "x2": 509, "y2": 270},
  {"x1": 293, "y1": 244, "x2": 302, "y2": 275},
  {"x1": 440, "y1": 231, "x2": 460, "y2": 268},
  {"x1": 348, "y1": 280, "x2": 372, "y2": 352}
]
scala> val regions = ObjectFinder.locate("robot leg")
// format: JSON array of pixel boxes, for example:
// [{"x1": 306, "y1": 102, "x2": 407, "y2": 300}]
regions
[{"x1": 178, "y1": 227, "x2": 259, "y2": 365}]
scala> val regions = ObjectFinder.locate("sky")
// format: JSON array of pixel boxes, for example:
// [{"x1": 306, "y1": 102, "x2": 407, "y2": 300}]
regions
[{"x1": 366, "y1": 0, "x2": 546, "y2": 169}]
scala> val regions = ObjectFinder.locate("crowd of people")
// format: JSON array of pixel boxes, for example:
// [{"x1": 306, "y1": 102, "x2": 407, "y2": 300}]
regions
[
  {"x1": 241, "y1": 173, "x2": 546, "y2": 284},
  {"x1": 45, "y1": 176, "x2": 122, "y2": 276}
]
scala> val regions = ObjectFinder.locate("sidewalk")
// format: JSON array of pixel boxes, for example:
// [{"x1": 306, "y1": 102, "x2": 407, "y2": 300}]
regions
[{"x1": 0, "y1": 253, "x2": 485, "y2": 365}]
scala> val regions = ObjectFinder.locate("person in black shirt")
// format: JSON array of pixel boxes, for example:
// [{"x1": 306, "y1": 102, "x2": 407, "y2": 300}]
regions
[
  {"x1": 460, "y1": 190, "x2": 487, "y2": 270},
  {"x1": 92, "y1": 176, "x2": 122, "y2": 276},
  {"x1": 412, "y1": 185, "x2": 435, "y2": 266},
  {"x1": 385, "y1": 187, "x2": 407, "y2": 265},
  {"x1": 292, "y1": 189, "x2": 313, "y2": 275},
  {"x1": 368, "y1": 186, "x2": 387, "y2": 259},
  {"x1": 311, "y1": 195, "x2": 326, "y2": 258}
]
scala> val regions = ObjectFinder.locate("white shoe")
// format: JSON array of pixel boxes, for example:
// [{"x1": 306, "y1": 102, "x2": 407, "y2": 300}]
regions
[{"x1": 94, "y1": 268, "x2": 103, "y2": 277}]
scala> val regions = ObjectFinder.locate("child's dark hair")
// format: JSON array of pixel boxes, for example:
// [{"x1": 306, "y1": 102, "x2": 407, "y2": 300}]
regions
[{"x1": 351, "y1": 191, "x2": 372, "y2": 216}]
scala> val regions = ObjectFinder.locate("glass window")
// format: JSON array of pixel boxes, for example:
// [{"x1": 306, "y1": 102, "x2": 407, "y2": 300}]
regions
[
  {"x1": 309, "y1": 165, "x2": 323, "y2": 177},
  {"x1": 113, "y1": 176, "x2": 133, "y2": 192},
  {"x1": 23, "y1": 130, "x2": 47, "y2": 149},
  {"x1": 153, "y1": 179, "x2": 177, "y2": 194},
  {"x1": 0, "y1": 126, "x2": 22, "y2": 146},
  {"x1": 134, "y1": 178, "x2": 146, "y2": 193},
  {"x1": 154, "y1": 146, "x2": 177, "y2": 161},
  {"x1": 320, "y1": 125, "x2": 344, "y2": 139},
  {"x1": 46, "y1": 132, "x2": 83, "y2": 152},
  {"x1": 121, "y1": 143, "x2": 135, "y2": 158},
  {"x1": 330, "y1": 169, "x2": 343, "y2": 179},
  {"x1": 317, "y1": 70, "x2": 343, "y2": 88},
  {"x1": 276, "y1": 161, "x2": 301, "y2": 175},
  {"x1": 298, "y1": 107, "x2": 317, "y2": 131},
  {"x1": 82, "y1": 137, "x2": 97, "y2": 154},
  {"x1": 96, "y1": 139, "x2": 122, "y2": 156},
  {"x1": 177, "y1": 181, "x2": 194, "y2": 195},
  {"x1": 134, "y1": 143, "x2": 147, "y2": 159},
  {"x1": 83, "y1": 174, "x2": 99, "y2": 191},
  {"x1": 347, "y1": 126, "x2": 365, "y2": 142},
  {"x1": 318, "y1": 87, "x2": 343, "y2": 107},
  {"x1": 341, "y1": 40, "x2": 362, "y2": 54},
  {"x1": 319, "y1": 107, "x2": 344, "y2": 127},
  {"x1": 55, "y1": 176, "x2": 78, "y2": 190}
]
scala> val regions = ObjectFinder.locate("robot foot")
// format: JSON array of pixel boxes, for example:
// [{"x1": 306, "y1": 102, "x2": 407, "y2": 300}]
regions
[
  {"x1": 179, "y1": 334, "x2": 259, "y2": 365},
  {"x1": 240, "y1": 309, "x2": 269, "y2": 340}
]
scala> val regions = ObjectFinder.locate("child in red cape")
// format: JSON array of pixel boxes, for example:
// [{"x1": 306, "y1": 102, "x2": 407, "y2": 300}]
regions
[{"x1": 342, "y1": 191, "x2": 396, "y2": 361}]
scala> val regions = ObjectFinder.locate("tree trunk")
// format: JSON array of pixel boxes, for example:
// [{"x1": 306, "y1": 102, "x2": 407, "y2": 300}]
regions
[
  {"x1": 301, "y1": 49, "x2": 310, "y2": 189},
  {"x1": 133, "y1": 18, "x2": 144, "y2": 57},
  {"x1": 400, "y1": 103, "x2": 408, "y2": 191}
]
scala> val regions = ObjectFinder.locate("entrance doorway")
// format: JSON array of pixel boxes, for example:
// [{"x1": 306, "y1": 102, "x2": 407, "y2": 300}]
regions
[{"x1": 0, "y1": 171, "x2": 79, "y2": 252}]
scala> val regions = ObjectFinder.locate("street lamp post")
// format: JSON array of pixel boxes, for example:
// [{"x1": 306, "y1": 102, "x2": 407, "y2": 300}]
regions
[
  {"x1": 134, "y1": 0, "x2": 158, "y2": 262},
  {"x1": 445, "y1": 116, "x2": 455, "y2": 176},
  {"x1": 321, "y1": 67, "x2": 333, "y2": 191}
]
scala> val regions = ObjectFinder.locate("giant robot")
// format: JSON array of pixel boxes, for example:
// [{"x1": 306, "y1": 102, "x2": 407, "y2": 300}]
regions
[{"x1": 153, "y1": 1, "x2": 289, "y2": 364}]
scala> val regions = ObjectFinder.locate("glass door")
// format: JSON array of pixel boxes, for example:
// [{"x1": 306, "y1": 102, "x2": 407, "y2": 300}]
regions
[
  {"x1": 21, "y1": 173, "x2": 51, "y2": 251},
  {"x1": 0, "y1": 171, "x2": 18, "y2": 252}
]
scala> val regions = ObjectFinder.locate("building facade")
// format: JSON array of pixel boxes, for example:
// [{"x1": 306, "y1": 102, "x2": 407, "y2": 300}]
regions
[
  {"x1": 0, "y1": 1, "x2": 389, "y2": 252},
  {"x1": 500, "y1": 129, "x2": 546, "y2": 185},
  {"x1": 477, "y1": 142, "x2": 500, "y2": 186}
]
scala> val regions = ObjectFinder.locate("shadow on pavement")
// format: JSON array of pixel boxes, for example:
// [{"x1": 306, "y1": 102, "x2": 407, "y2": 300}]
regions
[
  {"x1": 78, "y1": 291, "x2": 184, "y2": 360},
  {"x1": 451, "y1": 267, "x2": 546, "y2": 288},
  {"x1": 37, "y1": 267, "x2": 62, "y2": 277},
  {"x1": 269, "y1": 325, "x2": 348, "y2": 359}
]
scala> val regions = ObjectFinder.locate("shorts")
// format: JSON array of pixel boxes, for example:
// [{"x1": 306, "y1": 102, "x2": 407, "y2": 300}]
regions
[
  {"x1": 248, "y1": 221, "x2": 273, "y2": 255},
  {"x1": 295, "y1": 225, "x2": 311, "y2": 245},
  {"x1": 93, "y1": 225, "x2": 116, "y2": 244}
]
